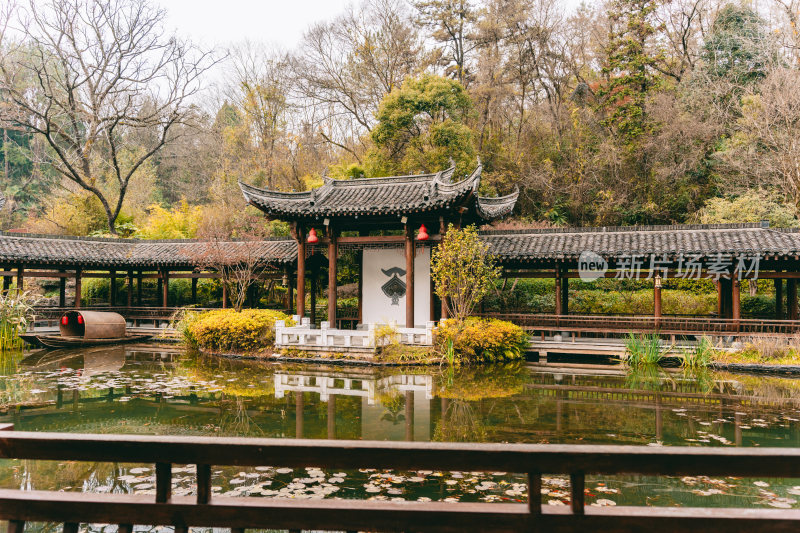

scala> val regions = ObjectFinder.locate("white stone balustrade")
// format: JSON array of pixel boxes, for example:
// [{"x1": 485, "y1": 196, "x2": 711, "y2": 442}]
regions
[{"x1": 274, "y1": 316, "x2": 437, "y2": 350}]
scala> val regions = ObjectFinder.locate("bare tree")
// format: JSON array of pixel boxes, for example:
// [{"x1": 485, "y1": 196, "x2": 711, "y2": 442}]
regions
[
  {"x1": 192, "y1": 218, "x2": 276, "y2": 312},
  {"x1": 716, "y1": 68, "x2": 800, "y2": 207},
  {"x1": 0, "y1": 0, "x2": 216, "y2": 234}
]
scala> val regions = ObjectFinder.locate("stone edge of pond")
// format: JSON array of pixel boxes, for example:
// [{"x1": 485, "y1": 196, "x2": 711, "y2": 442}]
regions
[
  {"x1": 198, "y1": 349, "x2": 438, "y2": 367},
  {"x1": 709, "y1": 362, "x2": 800, "y2": 375}
]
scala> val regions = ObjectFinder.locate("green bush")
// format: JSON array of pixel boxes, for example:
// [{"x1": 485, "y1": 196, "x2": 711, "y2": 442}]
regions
[
  {"x1": 436, "y1": 317, "x2": 528, "y2": 364},
  {"x1": 183, "y1": 309, "x2": 294, "y2": 354}
]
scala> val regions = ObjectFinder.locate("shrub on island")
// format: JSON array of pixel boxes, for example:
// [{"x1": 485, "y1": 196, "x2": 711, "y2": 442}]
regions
[
  {"x1": 180, "y1": 309, "x2": 293, "y2": 355},
  {"x1": 436, "y1": 317, "x2": 528, "y2": 365}
]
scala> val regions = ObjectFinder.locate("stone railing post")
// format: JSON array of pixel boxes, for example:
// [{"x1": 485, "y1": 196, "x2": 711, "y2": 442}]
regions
[
  {"x1": 321, "y1": 321, "x2": 330, "y2": 346},
  {"x1": 275, "y1": 320, "x2": 285, "y2": 347},
  {"x1": 425, "y1": 321, "x2": 436, "y2": 345}
]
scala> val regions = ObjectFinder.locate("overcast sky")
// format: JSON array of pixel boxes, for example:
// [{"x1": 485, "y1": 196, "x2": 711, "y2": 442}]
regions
[{"x1": 162, "y1": 0, "x2": 354, "y2": 50}]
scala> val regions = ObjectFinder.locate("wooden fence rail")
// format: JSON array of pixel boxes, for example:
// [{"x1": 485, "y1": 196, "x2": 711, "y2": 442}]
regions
[
  {"x1": 479, "y1": 312, "x2": 800, "y2": 337},
  {"x1": 1, "y1": 424, "x2": 800, "y2": 532}
]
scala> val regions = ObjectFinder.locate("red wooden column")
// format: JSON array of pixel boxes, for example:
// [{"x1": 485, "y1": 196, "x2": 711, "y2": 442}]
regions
[
  {"x1": 15, "y1": 267, "x2": 23, "y2": 293},
  {"x1": 439, "y1": 218, "x2": 448, "y2": 320},
  {"x1": 127, "y1": 270, "x2": 134, "y2": 307},
  {"x1": 75, "y1": 268, "x2": 82, "y2": 308},
  {"x1": 109, "y1": 270, "x2": 117, "y2": 306},
  {"x1": 59, "y1": 270, "x2": 67, "y2": 307},
  {"x1": 732, "y1": 278, "x2": 741, "y2": 327},
  {"x1": 327, "y1": 226, "x2": 337, "y2": 326},
  {"x1": 555, "y1": 266, "x2": 563, "y2": 316},
  {"x1": 405, "y1": 223, "x2": 415, "y2": 328},
  {"x1": 161, "y1": 269, "x2": 169, "y2": 308},
  {"x1": 654, "y1": 274, "x2": 662, "y2": 327},
  {"x1": 295, "y1": 225, "x2": 306, "y2": 318},
  {"x1": 788, "y1": 279, "x2": 798, "y2": 320}
]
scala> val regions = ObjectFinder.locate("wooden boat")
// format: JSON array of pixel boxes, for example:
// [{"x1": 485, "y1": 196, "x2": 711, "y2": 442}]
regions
[
  {"x1": 21, "y1": 310, "x2": 151, "y2": 349},
  {"x1": 20, "y1": 333, "x2": 151, "y2": 349}
]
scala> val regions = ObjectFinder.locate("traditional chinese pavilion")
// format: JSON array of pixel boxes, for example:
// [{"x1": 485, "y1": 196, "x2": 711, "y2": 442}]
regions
[{"x1": 240, "y1": 165, "x2": 519, "y2": 328}]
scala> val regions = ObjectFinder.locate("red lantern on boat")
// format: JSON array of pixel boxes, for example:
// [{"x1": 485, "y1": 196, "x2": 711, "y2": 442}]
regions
[
  {"x1": 307, "y1": 228, "x2": 319, "y2": 244},
  {"x1": 77, "y1": 315, "x2": 84, "y2": 325},
  {"x1": 61, "y1": 316, "x2": 68, "y2": 326},
  {"x1": 416, "y1": 224, "x2": 429, "y2": 241}
]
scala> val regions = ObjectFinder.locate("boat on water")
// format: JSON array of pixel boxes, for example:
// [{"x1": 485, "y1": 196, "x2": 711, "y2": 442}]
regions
[{"x1": 21, "y1": 310, "x2": 152, "y2": 349}]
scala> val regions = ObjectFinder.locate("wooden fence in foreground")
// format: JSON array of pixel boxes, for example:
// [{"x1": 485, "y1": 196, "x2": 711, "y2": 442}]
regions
[{"x1": 1, "y1": 424, "x2": 800, "y2": 532}]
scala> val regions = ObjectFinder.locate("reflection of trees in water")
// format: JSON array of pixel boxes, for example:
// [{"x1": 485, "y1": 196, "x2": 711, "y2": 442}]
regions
[
  {"x1": 433, "y1": 400, "x2": 487, "y2": 443},
  {"x1": 217, "y1": 397, "x2": 264, "y2": 436},
  {"x1": 379, "y1": 391, "x2": 406, "y2": 425}
]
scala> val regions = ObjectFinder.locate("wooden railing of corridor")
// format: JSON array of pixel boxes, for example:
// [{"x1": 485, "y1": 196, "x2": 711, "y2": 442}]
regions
[{"x1": 1, "y1": 424, "x2": 800, "y2": 532}]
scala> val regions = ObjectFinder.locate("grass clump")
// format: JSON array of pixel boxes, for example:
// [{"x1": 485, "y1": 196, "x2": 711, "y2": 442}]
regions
[
  {"x1": 0, "y1": 291, "x2": 36, "y2": 351},
  {"x1": 180, "y1": 309, "x2": 293, "y2": 355},
  {"x1": 436, "y1": 317, "x2": 528, "y2": 365},
  {"x1": 682, "y1": 336, "x2": 715, "y2": 369},
  {"x1": 624, "y1": 333, "x2": 667, "y2": 367}
]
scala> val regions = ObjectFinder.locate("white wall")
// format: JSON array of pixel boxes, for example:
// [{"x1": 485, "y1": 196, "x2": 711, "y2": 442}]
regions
[{"x1": 362, "y1": 247, "x2": 431, "y2": 326}]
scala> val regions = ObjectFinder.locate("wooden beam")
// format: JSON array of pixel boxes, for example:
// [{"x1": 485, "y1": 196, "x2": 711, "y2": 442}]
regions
[
  {"x1": 405, "y1": 224, "x2": 415, "y2": 328},
  {"x1": 59, "y1": 270, "x2": 66, "y2": 307},
  {"x1": 296, "y1": 225, "x2": 306, "y2": 319},
  {"x1": 75, "y1": 269, "x2": 82, "y2": 308},
  {"x1": 327, "y1": 228, "x2": 337, "y2": 326}
]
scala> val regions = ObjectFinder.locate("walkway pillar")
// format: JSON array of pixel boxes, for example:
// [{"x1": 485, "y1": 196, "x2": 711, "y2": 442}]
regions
[
  {"x1": 109, "y1": 270, "x2": 117, "y2": 306},
  {"x1": 439, "y1": 219, "x2": 448, "y2": 320},
  {"x1": 126, "y1": 270, "x2": 134, "y2": 307},
  {"x1": 561, "y1": 270, "x2": 569, "y2": 315},
  {"x1": 161, "y1": 270, "x2": 169, "y2": 308},
  {"x1": 2, "y1": 275, "x2": 9, "y2": 294},
  {"x1": 776, "y1": 278, "x2": 784, "y2": 319},
  {"x1": 296, "y1": 226, "x2": 306, "y2": 319},
  {"x1": 136, "y1": 271, "x2": 143, "y2": 305},
  {"x1": 555, "y1": 267, "x2": 563, "y2": 316},
  {"x1": 75, "y1": 268, "x2": 82, "y2": 308},
  {"x1": 222, "y1": 282, "x2": 228, "y2": 309},
  {"x1": 287, "y1": 268, "x2": 294, "y2": 313},
  {"x1": 405, "y1": 224, "x2": 415, "y2": 328},
  {"x1": 191, "y1": 277, "x2": 198, "y2": 305},
  {"x1": 654, "y1": 275, "x2": 662, "y2": 327},
  {"x1": 327, "y1": 227, "x2": 337, "y2": 327},
  {"x1": 788, "y1": 279, "x2": 798, "y2": 320},
  {"x1": 310, "y1": 266, "x2": 317, "y2": 324},
  {"x1": 59, "y1": 270, "x2": 66, "y2": 307},
  {"x1": 732, "y1": 278, "x2": 741, "y2": 324},
  {"x1": 15, "y1": 267, "x2": 23, "y2": 293}
]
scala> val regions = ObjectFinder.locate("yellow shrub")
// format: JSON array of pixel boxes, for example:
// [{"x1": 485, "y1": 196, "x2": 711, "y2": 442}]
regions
[
  {"x1": 436, "y1": 317, "x2": 528, "y2": 364},
  {"x1": 185, "y1": 309, "x2": 293, "y2": 354}
]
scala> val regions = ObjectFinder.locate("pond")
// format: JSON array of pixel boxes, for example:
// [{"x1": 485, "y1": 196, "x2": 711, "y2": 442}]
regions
[{"x1": 2, "y1": 345, "x2": 800, "y2": 519}]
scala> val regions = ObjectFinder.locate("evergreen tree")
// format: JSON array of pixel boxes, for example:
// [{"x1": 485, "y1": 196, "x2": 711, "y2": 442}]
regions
[{"x1": 596, "y1": 0, "x2": 664, "y2": 144}]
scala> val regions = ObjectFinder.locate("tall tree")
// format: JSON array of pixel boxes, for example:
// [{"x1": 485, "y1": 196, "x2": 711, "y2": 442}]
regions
[
  {"x1": 596, "y1": 0, "x2": 664, "y2": 144},
  {"x1": 413, "y1": 0, "x2": 478, "y2": 85},
  {"x1": 0, "y1": 0, "x2": 215, "y2": 234},
  {"x1": 368, "y1": 74, "x2": 476, "y2": 176}
]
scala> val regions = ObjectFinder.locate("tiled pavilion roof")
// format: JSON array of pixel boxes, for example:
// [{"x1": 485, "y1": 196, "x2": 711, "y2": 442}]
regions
[
  {"x1": 0, "y1": 232, "x2": 297, "y2": 269},
  {"x1": 239, "y1": 166, "x2": 519, "y2": 224},
  {"x1": 482, "y1": 224, "x2": 800, "y2": 262},
  {"x1": 0, "y1": 224, "x2": 799, "y2": 270}
]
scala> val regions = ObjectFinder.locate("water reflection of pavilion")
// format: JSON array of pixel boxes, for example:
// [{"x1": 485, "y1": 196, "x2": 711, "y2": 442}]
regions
[
  {"x1": 274, "y1": 370, "x2": 436, "y2": 441},
  {"x1": 274, "y1": 371, "x2": 434, "y2": 404}
]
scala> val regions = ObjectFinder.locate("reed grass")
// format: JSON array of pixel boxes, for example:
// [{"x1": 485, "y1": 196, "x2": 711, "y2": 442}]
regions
[
  {"x1": 682, "y1": 336, "x2": 715, "y2": 369},
  {"x1": 0, "y1": 291, "x2": 35, "y2": 351},
  {"x1": 624, "y1": 333, "x2": 666, "y2": 367}
]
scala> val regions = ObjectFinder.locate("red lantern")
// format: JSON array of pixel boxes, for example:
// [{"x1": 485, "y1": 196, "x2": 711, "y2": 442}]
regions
[
  {"x1": 307, "y1": 228, "x2": 319, "y2": 244},
  {"x1": 416, "y1": 224, "x2": 429, "y2": 241},
  {"x1": 61, "y1": 316, "x2": 68, "y2": 326},
  {"x1": 77, "y1": 315, "x2": 84, "y2": 325}
]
